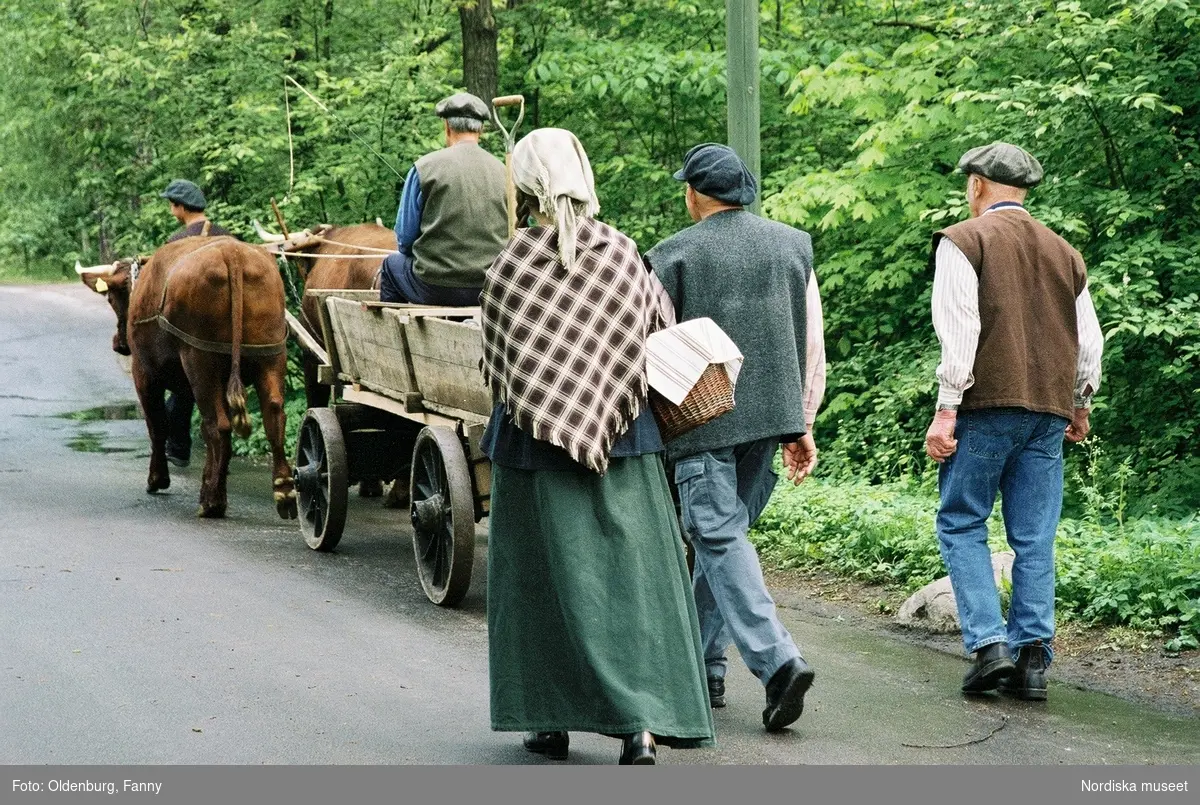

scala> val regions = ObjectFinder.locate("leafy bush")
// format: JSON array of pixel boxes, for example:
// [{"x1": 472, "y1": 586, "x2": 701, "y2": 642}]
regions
[{"x1": 1056, "y1": 517, "x2": 1200, "y2": 651}]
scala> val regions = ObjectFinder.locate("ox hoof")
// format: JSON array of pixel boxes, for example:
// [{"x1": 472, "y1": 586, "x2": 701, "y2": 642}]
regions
[
  {"x1": 197, "y1": 504, "x2": 227, "y2": 519},
  {"x1": 358, "y1": 479, "x2": 383, "y2": 498},
  {"x1": 274, "y1": 491, "x2": 297, "y2": 523},
  {"x1": 147, "y1": 477, "x2": 170, "y2": 494},
  {"x1": 382, "y1": 480, "x2": 410, "y2": 509},
  {"x1": 276, "y1": 493, "x2": 298, "y2": 520}
]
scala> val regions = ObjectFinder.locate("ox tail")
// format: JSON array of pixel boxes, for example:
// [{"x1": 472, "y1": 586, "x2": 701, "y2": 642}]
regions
[{"x1": 226, "y1": 250, "x2": 251, "y2": 439}]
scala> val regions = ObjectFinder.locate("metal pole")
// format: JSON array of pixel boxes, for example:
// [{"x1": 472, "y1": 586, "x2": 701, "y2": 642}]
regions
[{"x1": 727, "y1": 0, "x2": 761, "y2": 214}]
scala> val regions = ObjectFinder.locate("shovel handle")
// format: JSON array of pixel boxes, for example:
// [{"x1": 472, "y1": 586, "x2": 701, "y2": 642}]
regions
[{"x1": 491, "y1": 94, "x2": 527, "y2": 236}]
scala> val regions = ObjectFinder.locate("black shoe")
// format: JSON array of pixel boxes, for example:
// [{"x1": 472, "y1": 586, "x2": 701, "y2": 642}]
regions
[
  {"x1": 708, "y1": 677, "x2": 726, "y2": 709},
  {"x1": 1001, "y1": 641, "x2": 1048, "y2": 701},
  {"x1": 962, "y1": 642, "x2": 1016, "y2": 695},
  {"x1": 762, "y1": 657, "x2": 815, "y2": 731},
  {"x1": 523, "y1": 731, "x2": 568, "y2": 761},
  {"x1": 618, "y1": 731, "x2": 656, "y2": 765},
  {"x1": 165, "y1": 451, "x2": 190, "y2": 469}
]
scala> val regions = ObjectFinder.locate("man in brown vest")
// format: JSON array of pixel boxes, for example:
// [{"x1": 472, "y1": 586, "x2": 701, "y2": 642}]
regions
[{"x1": 923, "y1": 143, "x2": 1103, "y2": 702}]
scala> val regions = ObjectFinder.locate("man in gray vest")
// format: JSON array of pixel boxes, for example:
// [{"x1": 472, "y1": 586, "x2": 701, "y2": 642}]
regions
[
  {"x1": 925, "y1": 142, "x2": 1103, "y2": 701},
  {"x1": 380, "y1": 92, "x2": 508, "y2": 305},
  {"x1": 646, "y1": 144, "x2": 825, "y2": 732}
]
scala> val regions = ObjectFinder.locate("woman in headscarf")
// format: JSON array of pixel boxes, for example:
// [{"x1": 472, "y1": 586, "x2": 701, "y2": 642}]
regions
[{"x1": 480, "y1": 128, "x2": 715, "y2": 765}]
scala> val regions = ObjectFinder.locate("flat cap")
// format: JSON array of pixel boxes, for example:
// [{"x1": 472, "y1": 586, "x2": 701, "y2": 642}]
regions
[
  {"x1": 435, "y1": 92, "x2": 490, "y2": 122},
  {"x1": 673, "y1": 143, "x2": 758, "y2": 206},
  {"x1": 957, "y1": 142, "x2": 1044, "y2": 188},
  {"x1": 160, "y1": 179, "x2": 207, "y2": 210}
]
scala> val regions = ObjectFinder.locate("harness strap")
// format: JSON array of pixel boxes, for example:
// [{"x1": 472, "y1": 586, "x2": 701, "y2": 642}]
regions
[
  {"x1": 279, "y1": 250, "x2": 389, "y2": 260},
  {"x1": 153, "y1": 315, "x2": 286, "y2": 356}
]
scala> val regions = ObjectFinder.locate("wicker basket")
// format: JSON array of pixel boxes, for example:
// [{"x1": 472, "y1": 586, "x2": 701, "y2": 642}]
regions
[{"x1": 650, "y1": 362, "x2": 735, "y2": 442}]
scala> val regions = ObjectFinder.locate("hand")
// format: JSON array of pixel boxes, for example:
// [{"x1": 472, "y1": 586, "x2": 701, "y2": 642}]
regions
[
  {"x1": 782, "y1": 434, "x2": 818, "y2": 485},
  {"x1": 925, "y1": 409, "x2": 958, "y2": 463},
  {"x1": 1065, "y1": 407, "x2": 1091, "y2": 443}
]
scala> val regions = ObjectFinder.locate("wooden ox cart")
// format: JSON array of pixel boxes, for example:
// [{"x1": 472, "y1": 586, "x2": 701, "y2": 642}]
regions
[{"x1": 286, "y1": 289, "x2": 491, "y2": 608}]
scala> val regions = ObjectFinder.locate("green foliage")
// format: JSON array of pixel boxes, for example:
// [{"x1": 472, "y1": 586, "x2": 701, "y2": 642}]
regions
[
  {"x1": 760, "y1": 0, "x2": 1200, "y2": 510},
  {"x1": 1056, "y1": 517, "x2": 1200, "y2": 651},
  {"x1": 751, "y1": 476, "x2": 998, "y2": 590},
  {"x1": 0, "y1": 0, "x2": 456, "y2": 269},
  {"x1": 752, "y1": 477, "x2": 1200, "y2": 649}
]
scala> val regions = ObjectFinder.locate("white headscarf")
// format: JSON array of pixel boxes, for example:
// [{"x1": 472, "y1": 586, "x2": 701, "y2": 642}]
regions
[{"x1": 510, "y1": 128, "x2": 600, "y2": 273}]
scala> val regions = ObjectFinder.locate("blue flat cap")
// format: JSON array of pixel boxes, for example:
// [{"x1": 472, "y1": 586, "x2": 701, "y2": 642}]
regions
[
  {"x1": 673, "y1": 143, "x2": 758, "y2": 206},
  {"x1": 957, "y1": 142, "x2": 1044, "y2": 188},
  {"x1": 160, "y1": 179, "x2": 207, "y2": 210}
]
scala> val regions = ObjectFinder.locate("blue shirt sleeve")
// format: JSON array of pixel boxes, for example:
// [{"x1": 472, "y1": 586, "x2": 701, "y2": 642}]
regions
[{"x1": 394, "y1": 165, "x2": 423, "y2": 255}]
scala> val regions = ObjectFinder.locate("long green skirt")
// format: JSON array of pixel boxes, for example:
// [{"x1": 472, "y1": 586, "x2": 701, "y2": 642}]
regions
[{"x1": 488, "y1": 453, "x2": 715, "y2": 748}]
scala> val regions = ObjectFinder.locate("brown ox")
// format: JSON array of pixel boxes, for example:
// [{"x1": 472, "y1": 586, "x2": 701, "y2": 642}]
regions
[
  {"x1": 80, "y1": 236, "x2": 298, "y2": 519},
  {"x1": 257, "y1": 222, "x2": 396, "y2": 408}
]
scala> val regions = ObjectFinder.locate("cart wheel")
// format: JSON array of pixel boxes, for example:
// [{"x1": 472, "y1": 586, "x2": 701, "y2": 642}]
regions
[
  {"x1": 410, "y1": 426, "x2": 475, "y2": 607},
  {"x1": 295, "y1": 408, "x2": 348, "y2": 552}
]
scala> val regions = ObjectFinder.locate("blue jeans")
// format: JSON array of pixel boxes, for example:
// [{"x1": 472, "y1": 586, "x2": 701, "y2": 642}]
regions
[
  {"x1": 379, "y1": 252, "x2": 482, "y2": 306},
  {"x1": 937, "y1": 408, "x2": 1069, "y2": 666},
  {"x1": 675, "y1": 438, "x2": 801, "y2": 684}
]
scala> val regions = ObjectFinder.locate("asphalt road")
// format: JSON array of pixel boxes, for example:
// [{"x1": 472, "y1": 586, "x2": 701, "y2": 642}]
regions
[{"x1": 1, "y1": 284, "x2": 1196, "y2": 765}]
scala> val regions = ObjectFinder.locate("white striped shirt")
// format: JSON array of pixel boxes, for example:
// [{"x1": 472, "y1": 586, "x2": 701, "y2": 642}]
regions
[
  {"x1": 932, "y1": 206, "x2": 1103, "y2": 409},
  {"x1": 804, "y1": 270, "x2": 826, "y2": 430}
]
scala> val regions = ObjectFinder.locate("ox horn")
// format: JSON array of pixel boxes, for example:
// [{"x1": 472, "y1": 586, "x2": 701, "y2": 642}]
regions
[
  {"x1": 75, "y1": 260, "x2": 116, "y2": 275},
  {"x1": 252, "y1": 219, "x2": 286, "y2": 243}
]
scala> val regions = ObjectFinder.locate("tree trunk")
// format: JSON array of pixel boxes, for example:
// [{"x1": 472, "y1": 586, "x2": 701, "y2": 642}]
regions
[
  {"x1": 459, "y1": 0, "x2": 498, "y2": 103},
  {"x1": 323, "y1": 0, "x2": 334, "y2": 62}
]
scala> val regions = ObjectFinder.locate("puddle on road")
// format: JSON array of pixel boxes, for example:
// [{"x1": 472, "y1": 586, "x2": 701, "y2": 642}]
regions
[
  {"x1": 58, "y1": 402, "x2": 141, "y2": 422},
  {"x1": 56, "y1": 403, "x2": 142, "y2": 454},
  {"x1": 66, "y1": 429, "x2": 137, "y2": 454}
]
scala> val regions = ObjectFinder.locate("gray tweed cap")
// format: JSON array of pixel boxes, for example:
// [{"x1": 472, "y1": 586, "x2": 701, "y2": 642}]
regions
[
  {"x1": 957, "y1": 142, "x2": 1044, "y2": 188},
  {"x1": 435, "y1": 92, "x2": 490, "y2": 121}
]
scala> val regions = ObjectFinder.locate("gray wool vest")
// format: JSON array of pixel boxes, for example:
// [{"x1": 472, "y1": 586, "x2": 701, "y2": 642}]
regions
[
  {"x1": 646, "y1": 209, "x2": 812, "y2": 461},
  {"x1": 413, "y1": 142, "x2": 508, "y2": 288}
]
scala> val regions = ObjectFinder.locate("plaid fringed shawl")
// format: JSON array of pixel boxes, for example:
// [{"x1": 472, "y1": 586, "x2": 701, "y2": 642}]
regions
[{"x1": 481, "y1": 219, "x2": 669, "y2": 474}]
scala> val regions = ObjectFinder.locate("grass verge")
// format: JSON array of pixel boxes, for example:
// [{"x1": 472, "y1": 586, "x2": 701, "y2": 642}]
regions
[{"x1": 751, "y1": 478, "x2": 1200, "y2": 652}]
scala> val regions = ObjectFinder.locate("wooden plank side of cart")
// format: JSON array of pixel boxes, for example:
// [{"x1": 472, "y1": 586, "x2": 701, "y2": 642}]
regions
[{"x1": 318, "y1": 293, "x2": 493, "y2": 515}]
